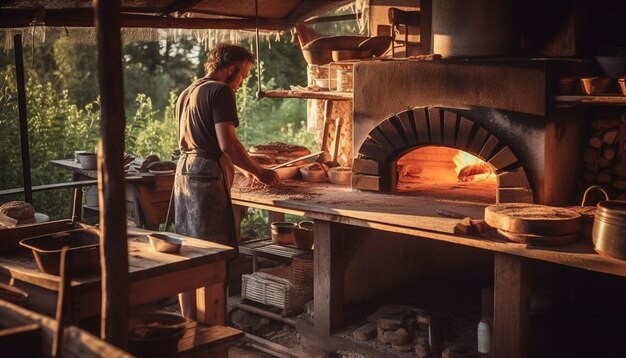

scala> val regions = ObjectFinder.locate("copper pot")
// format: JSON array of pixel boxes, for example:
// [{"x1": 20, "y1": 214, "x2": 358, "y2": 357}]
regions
[{"x1": 592, "y1": 200, "x2": 626, "y2": 260}]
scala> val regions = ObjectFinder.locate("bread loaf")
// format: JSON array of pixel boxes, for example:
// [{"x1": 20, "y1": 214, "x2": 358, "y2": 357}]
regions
[{"x1": 0, "y1": 201, "x2": 35, "y2": 220}]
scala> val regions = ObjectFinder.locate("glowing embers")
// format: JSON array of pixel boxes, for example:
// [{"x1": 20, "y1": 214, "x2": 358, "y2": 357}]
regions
[{"x1": 396, "y1": 146, "x2": 496, "y2": 204}]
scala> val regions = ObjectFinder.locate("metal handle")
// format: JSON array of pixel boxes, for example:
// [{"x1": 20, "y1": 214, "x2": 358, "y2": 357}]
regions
[{"x1": 581, "y1": 185, "x2": 610, "y2": 207}]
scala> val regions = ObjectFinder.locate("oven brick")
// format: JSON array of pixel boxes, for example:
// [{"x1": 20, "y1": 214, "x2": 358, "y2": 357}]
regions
[
  {"x1": 443, "y1": 110, "x2": 458, "y2": 146},
  {"x1": 428, "y1": 107, "x2": 443, "y2": 143},
  {"x1": 497, "y1": 187, "x2": 534, "y2": 203},
  {"x1": 353, "y1": 158, "x2": 382, "y2": 175},
  {"x1": 488, "y1": 146, "x2": 519, "y2": 171},
  {"x1": 478, "y1": 135, "x2": 500, "y2": 161},
  {"x1": 396, "y1": 110, "x2": 418, "y2": 145},
  {"x1": 497, "y1": 167, "x2": 531, "y2": 189},
  {"x1": 369, "y1": 127, "x2": 397, "y2": 156},
  {"x1": 379, "y1": 118, "x2": 407, "y2": 150},
  {"x1": 352, "y1": 174, "x2": 385, "y2": 191},
  {"x1": 468, "y1": 126, "x2": 489, "y2": 156},
  {"x1": 412, "y1": 106, "x2": 430, "y2": 142},
  {"x1": 358, "y1": 138, "x2": 390, "y2": 162},
  {"x1": 457, "y1": 116, "x2": 474, "y2": 150}
]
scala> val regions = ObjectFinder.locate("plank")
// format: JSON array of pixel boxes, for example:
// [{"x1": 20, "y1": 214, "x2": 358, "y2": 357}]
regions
[
  {"x1": 494, "y1": 253, "x2": 529, "y2": 358},
  {"x1": 176, "y1": 322, "x2": 243, "y2": 356},
  {"x1": 230, "y1": 181, "x2": 626, "y2": 278}
]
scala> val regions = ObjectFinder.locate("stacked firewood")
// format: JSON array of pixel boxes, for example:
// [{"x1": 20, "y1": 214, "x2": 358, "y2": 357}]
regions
[{"x1": 582, "y1": 111, "x2": 626, "y2": 199}]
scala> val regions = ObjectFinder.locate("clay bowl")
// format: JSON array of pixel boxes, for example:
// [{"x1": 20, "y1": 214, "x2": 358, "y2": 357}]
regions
[
  {"x1": 331, "y1": 48, "x2": 372, "y2": 62},
  {"x1": 358, "y1": 36, "x2": 393, "y2": 57},
  {"x1": 580, "y1": 77, "x2": 613, "y2": 95},
  {"x1": 302, "y1": 36, "x2": 368, "y2": 65},
  {"x1": 619, "y1": 77, "x2": 626, "y2": 96}
]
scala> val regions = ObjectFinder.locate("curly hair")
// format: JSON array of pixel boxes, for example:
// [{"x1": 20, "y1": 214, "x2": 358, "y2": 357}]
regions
[{"x1": 204, "y1": 43, "x2": 255, "y2": 75}]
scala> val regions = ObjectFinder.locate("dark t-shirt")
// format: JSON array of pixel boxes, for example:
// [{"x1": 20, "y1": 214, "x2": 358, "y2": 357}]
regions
[{"x1": 176, "y1": 79, "x2": 239, "y2": 159}]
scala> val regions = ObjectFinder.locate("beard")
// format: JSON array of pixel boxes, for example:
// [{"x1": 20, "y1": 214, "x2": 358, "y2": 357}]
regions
[{"x1": 225, "y1": 65, "x2": 240, "y2": 85}]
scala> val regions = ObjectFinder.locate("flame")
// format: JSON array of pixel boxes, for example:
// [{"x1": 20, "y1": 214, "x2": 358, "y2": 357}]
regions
[{"x1": 453, "y1": 151, "x2": 495, "y2": 182}]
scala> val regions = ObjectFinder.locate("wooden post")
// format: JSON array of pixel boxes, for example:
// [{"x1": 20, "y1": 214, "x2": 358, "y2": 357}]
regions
[
  {"x1": 94, "y1": 0, "x2": 129, "y2": 349},
  {"x1": 13, "y1": 34, "x2": 33, "y2": 204},
  {"x1": 313, "y1": 220, "x2": 345, "y2": 335},
  {"x1": 494, "y1": 253, "x2": 530, "y2": 358}
]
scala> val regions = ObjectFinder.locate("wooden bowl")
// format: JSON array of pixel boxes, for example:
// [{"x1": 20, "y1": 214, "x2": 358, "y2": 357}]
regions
[{"x1": 619, "y1": 78, "x2": 626, "y2": 96}]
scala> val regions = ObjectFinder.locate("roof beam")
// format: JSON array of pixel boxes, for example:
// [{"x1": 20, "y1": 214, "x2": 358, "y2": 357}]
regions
[
  {"x1": 0, "y1": 9, "x2": 291, "y2": 31},
  {"x1": 162, "y1": 0, "x2": 205, "y2": 15}
]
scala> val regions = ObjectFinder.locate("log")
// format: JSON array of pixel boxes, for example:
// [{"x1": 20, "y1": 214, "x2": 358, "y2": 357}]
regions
[
  {"x1": 589, "y1": 136, "x2": 603, "y2": 149},
  {"x1": 603, "y1": 148, "x2": 616, "y2": 161},
  {"x1": 603, "y1": 130, "x2": 618, "y2": 145},
  {"x1": 614, "y1": 163, "x2": 626, "y2": 179},
  {"x1": 583, "y1": 149, "x2": 598, "y2": 164},
  {"x1": 597, "y1": 157, "x2": 611, "y2": 169},
  {"x1": 597, "y1": 172, "x2": 613, "y2": 184}
]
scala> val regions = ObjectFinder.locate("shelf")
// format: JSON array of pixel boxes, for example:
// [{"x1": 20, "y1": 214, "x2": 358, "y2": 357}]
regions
[
  {"x1": 258, "y1": 89, "x2": 353, "y2": 101},
  {"x1": 554, "y1": 95, "x2": 626, "y2": 106}
]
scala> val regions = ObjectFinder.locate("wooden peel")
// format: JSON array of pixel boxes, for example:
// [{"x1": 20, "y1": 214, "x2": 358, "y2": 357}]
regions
[
  {"x1": 485, "y1": 203, "x2": 582, "y2": 236},
  {"x1": 325, "y1": 117, "x2": 342, "y2": 168},
  {"x1": 270, "y1": 151, "x2": 324, "y2": 170}
]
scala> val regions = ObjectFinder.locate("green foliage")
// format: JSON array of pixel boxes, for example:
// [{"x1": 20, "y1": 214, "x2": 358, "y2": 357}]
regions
[{"x1": 0, "y1": 31, "x2": 311, "y2": 235}]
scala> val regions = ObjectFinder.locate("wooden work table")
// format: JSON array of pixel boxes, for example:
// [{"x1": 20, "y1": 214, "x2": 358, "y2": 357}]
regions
[
  {"x1": 0, "y1": 226, "x2": 236, "y2": 326},
  {"x1": 50, "y1": 159, "x2": 174, "y2": 229},
  {"x1": 231, "y1": 179, "x2": 626, "y2": 358}
]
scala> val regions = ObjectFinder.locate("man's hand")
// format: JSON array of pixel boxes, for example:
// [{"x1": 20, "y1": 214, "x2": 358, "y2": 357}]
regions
[{"x1": 257, "y1": 168, "x2": 280, "y2": 187}]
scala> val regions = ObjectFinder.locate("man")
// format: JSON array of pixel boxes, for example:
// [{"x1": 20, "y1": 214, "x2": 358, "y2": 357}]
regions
[{"x1": 175, "y1": 43, "x2": 279, "y2": 319}]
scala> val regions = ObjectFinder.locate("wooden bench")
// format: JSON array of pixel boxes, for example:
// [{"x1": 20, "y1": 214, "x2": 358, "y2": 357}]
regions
[{"x1": 176, "y1": 321, "x2": 243, "y2": 357}]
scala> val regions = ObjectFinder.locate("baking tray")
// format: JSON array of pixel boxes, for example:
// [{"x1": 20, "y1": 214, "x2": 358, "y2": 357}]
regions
[{"x1": 19, "y1": 228, "x2": 100, "y2": 275}]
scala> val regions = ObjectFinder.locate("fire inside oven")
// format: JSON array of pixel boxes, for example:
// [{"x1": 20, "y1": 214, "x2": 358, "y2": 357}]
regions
[{"x1": 396, "y1": 146, "x2": 497, "y2": 203}]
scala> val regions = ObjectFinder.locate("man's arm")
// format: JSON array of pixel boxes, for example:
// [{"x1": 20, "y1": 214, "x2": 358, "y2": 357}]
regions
[{"x1": 215, "y1": 122, "x2": 279, "y2": 186}]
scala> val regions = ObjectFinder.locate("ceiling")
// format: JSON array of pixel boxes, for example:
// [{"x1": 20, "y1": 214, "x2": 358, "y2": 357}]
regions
[{"x1": 0, "y1": 0, "x2": 353, "y2": 31}]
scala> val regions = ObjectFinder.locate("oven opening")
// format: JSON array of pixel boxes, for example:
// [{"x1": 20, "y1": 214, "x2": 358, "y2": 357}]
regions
[{"x1": 396, "y1": 146, "x2": 497, "y2": 204}]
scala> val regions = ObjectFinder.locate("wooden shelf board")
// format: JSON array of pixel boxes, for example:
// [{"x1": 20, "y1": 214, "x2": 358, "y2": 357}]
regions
[
  {"x1": 555, "y1": 95, "x2": 626, "y2": 106},
  {"x1": 231, "y1": 180, "x2": 626, "y2": 278},
  {"x1": 258, "y1": 89, "x2": 353, "y2": 101}
]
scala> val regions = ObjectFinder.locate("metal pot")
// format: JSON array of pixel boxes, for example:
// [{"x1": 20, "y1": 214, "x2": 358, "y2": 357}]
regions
[{"x1": 592, "y1": 200, "x2": 626, "y2": 260}]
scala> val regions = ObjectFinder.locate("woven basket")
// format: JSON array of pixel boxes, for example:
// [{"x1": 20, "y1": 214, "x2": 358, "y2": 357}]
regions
[
  {"x1": 291, "y1": 255, "x2": 313, "y2": 283},
  {"x1": 241, "y1": 269, "x2": 313, "y2": 314}
]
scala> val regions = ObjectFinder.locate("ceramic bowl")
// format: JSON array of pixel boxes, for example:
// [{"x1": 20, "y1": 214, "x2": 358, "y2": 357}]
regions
[{"x1": 148, "y1": 233, "x2": 182, "y2": 253}]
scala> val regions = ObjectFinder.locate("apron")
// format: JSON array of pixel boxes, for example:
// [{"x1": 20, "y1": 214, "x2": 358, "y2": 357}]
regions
[
  {"x1": 174, "y1": 79, "x2": 239, "y2": 253},
  {"x1": 174, "y1": 154, "x2": 238, "y2": 252}
]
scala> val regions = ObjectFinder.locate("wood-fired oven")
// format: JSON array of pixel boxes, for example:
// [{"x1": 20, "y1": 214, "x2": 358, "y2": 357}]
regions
[{"x1": 351, "y1": 58, "x2": 591, "y2": 206}]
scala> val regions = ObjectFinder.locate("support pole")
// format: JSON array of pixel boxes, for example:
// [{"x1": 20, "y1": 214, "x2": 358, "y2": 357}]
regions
[
  {"x1": 94, "y1": 0, "x2": 129, "y2": 349},
  {"x1": 13, "y1": 34, "x2": 33, "y2": 204}
]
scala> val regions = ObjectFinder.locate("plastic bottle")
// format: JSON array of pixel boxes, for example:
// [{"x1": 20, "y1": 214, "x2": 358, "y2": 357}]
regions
[{"x1": 477, "y1": 319, "x2": 491, "y2": 354}]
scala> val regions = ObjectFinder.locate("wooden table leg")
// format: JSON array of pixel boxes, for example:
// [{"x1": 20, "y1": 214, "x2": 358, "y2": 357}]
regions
[
  {"x1": 313, "y1": 220, "x2": 345, "y2": 335},
  {"x1": 494, "y1": 253, "x2": 530, "y2": 358},
  {"x1": 195, "y1": 261, "x2": 227, "y2": 326}
]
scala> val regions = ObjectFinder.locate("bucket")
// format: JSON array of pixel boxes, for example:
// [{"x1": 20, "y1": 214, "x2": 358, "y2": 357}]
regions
[
  {"x1": 432, "y1": 0, "x2": 518, "y2": 58},
  {"x1": 270, "y1": 222, "x2": 296, "y2": 245},
  {"x1": 84, "y1": 186, "x2": 98, "y2": 207}
]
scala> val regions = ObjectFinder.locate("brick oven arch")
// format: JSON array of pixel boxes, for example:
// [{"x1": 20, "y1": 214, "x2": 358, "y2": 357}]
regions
[{"x1": 352, "y1": 106, "x2": 534, "y2": 203}]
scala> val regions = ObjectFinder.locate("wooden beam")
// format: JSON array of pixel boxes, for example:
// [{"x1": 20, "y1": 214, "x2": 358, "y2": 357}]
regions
[
  {"x1": 94, "y1": 0, "x2": 129, "y2": 349},
  {"x1": 313, "y1": 220, "x2": 345, "y2": 335},
  {"x1": 0, "y1": 9, "x2": 290, "y2": 30},
  {"x1": 162, "y1": 0, "x2": 206, "y2": 15},
  {"x1": 494, "y1": 253, "x2": 530, "y2": 358}
]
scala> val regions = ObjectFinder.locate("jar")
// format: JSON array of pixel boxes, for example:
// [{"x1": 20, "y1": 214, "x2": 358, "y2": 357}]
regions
[{"x1": 477, "y1": 319, "x2": 491, "y2": 353}]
